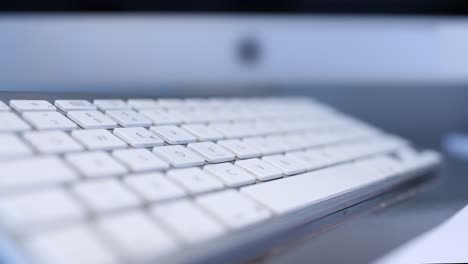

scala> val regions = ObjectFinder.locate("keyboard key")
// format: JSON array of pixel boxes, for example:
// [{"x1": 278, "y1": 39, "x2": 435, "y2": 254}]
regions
[
  {"x1": 0, "y1": 188, "x2": 85, "y2": 233},
  {"x1": 67, "y1": 111, "x2": 118, "y2": 129},
  {"x1": 93, "y1": 99, "x2": 131, "y2": 111},
  {"x1": 25, "y1": 225, "x2": 117, "y2": 264},
  {"x1": 54, "y1": 100, "x2": 96, "y2": 112},
  {"x1": 153, "y1": 145, "x2": 204, "y2": 168},
  {"x1": 181, "y1": 124, "x2": 224, "y2": 141},
  {"x1": 96, "y1": 211, "x2": 178, "y2": 261},
  {"x1": 139, "y1": 109, "x2": 184, "y2": 125},
  {"x1": 187, "y1": 142, "x2": 235, "y2": 163},
  {"x1": 210, "y1": 122, "x2": 252, "y2": 138},
  {"x1": 150, "y1": 125, "x2": 196, "y2": 144},
  {"x1": 151, "y1": 200, "x2": 225, "y2": 243},
  {"x1": 262, "y1": 154, "x2": 307, "y2": 176},
  {"x1": 127, "y1": 99, "x2": 158, "y2": 110},
  {"x1": 113, "y1": 127, "x2": 164, "y2": 148},
  {"x1": 0, "y1": 112, "x2": 31, "y2": 132},
  {"x1": 312, "y1": 147, "x2": 351, "y2": 165},
  {"x1": 195, "y1": 190, "x2": 272, "y2": 229},
  {"x1": 0, "y1": 134, "x2": 33, "y2": 159},
  {"x1": 204, "y1": 163, "x2": 256, "y2": 187},
  {"x1": 176, "y1": 109, "x2": 211, "y2": 123},
  {"x1": 243, "y1": 137, "x2": 287, "y2": 155},
  {"x1": 157, "y1": 98, "x2": 186, "y2": 108},
  {"x1": 9, "y1": 100, "x2": 56, "y2": 112},
  {"x1": 66, "y1": 151, "x2": 128, "y2": 178},
  {"x1": 22, "y1": 111, "x2": 78, "y2": 130},
  {"x1": 217, "y1": 139, "x2": 261, "y2": 159},
  {"x1": 286, "y1": 150, "x2": 332, "y2": 170},
  {"x1": 72, "y1": 179, "x2": 141, "y2": 213},
  {"x1": 0, "y1": 156, "x2": 77, "y2": 190},
  {"x1": 71, "y1": 129, "x2": 127, "y2": 150},
  {"x1": 124, "y1": 172, "x2": 186, "y2": 203},
  {"x1": 23, "y1": 131, "x2": 84, "y2": 154},
  {"x1": 112, "y1": 149, "x2": 169, "y2": 172},
  {"x1": 167, "y1": 168, "x2": 224, "y2": 194},
  {"x1": 0, "y1": 101, "x2": 10, "y2": 111},
  {"x1": 241, "y1": 161, "x2": 388, "y2": 214},
  {"x1": 235, "y1": 158, "x2": 283, "y2": 181},
  {"x1": 106, "y1": 110, "x2": 152, "y2": 127}
]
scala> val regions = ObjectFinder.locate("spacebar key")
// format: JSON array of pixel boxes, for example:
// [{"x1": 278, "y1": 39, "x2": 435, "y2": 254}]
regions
[
  {"x1": 240, "y1": 162, "x2": 384, "y2": 214},
  {"x1": 0, "y1": 156, "x2": 78, "y2": 190}
]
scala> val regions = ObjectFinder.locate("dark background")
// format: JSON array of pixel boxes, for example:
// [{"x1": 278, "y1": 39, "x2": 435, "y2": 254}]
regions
[{"x1": 1, "y1": 0, "x2": 468, "y2": 15}]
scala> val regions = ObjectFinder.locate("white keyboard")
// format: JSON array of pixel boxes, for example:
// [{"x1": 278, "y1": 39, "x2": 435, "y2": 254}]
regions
[{"x1": 0, "y1": 97, "x2": 441, "y2": 264}]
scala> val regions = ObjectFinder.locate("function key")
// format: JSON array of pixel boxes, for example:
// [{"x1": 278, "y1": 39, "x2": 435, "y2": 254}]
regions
[
  {"x1": 55, "y1": 100, "x2": 96, "y2": 112},
  {"x1": 93, "y1": 99, "x2": 131, "y2": 111},
  {"x1": 9, "y1": 100, "x2": 56, "y2": 112},
  {"x1": 127, "y1": 99, "x2": 158, "y2": 110}
]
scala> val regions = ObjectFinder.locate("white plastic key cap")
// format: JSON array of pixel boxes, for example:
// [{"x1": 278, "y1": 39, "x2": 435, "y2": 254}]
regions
[
  {"x1": 112, "y1": 149, "x2": 169, "y2": 172},
  {"x1": 127, "y1": 99, "x2": 158, "y2": 110},
  {"x1": 195, "y1": 190, "x2": 272, "y2": 229},
  {"x1": 0, "y1": 101, "x2": 10, "y2": 111},
  {"x1": 167, "y1": 168, "x2": 224, "y2": 194},
  {"x1": 72, "y1": 179, "x2": 141, "y2": 213},
  {"x1": 0, "y1": 134, "x2": 33, "y2": 159},
  {"x1": 139, "y1": 109, "x2": 184, "y2": 125},
  {"x1": 96, "y1": 211, "x2": 178, "y2": 262},
  {"x1": 181, "y1": 124, "x2": 224, "y2": 141},
  {"x1": 25, "y1": 225, "x2": 117, "y2": 264},
  {"x1": 67, "y1": 111, "x2": 118, "y2": 129},
  {"x1": 187, "y1": 142, "x2": 235, "y2": 163},
  {"x1": 113, "y1": 127, "x2": 164, "y2": 148},
  {"x1": 204, "y1": 163, "x2": 256, "y2": 187},
  {"x1": 22, "y1": 112, "x2": 78, "y2": 131},
  {"x1": 93, "y1": 99, "x2": 131, "y2": 111},
  {"x1": 54, "y1": 100, "x2": 96, "y2": 112},
  {"x1": 106, "y1": 110, "x2": 152, "y2": 127},
  {"x1": 241, "y1": 161, "x2": 387, "y2": 214},
  {"x1": 0, "y1": 156, "x2": 77, "y2": 190},
  {"x1": 286, "y1": 150, "x2": 332, "y2": 171},
  {"x1": 124, "y1": 172, "x2": 186, "y2": 202},
  {"x1": 235, "y1": 158, "x2": 283, "y2": 181},
  {"x1": 217, "y1": 139, "x2": 261, "y2": 159},
  {"x1": 23, "y1": 131, "x2": 84, "y2": 154},
  {"x1": 150, "y1": 125, "x2": 197, "y2": 144},
  {"x1": 0, "y1": 188, "x2": 85, "y2": 233},
  {"x1": 9, "y1": 100, "x2": 56, "y2": 112},
  {"x1": 243, "y1": 136, "x2": 287, "y2": 155},
  {"x1": 71, "y1": 129, "x2": 127, "y2": 150},
  {"x1": 153, "y1": 145, "x2": 205, "y2": 168},
  {"x1": 65, "y1": 151, "x2": 128, "y2": 178},
  {"x1": 0, "y1": 112, "x2": 31, "y2": 132},
  {"x1": 151, "y1": 200, "x2": 226, "y2": 243},
  {"x1": 262, "y1": 154, "x2": 307, "y2": 176}
]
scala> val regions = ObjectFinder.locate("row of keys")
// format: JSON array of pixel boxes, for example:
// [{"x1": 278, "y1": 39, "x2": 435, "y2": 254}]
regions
[
  {"x1": 3, "y1": 97, "x2": 332, "y2": 113},
  {"x1": 1, "y1": 98, "x2": 354, "y2": 131},
  {"x1": 0, "y1": 121, "x2": 377, "y2": 160},
  {"x1": 0, "y1": 135, "x2": 408, "y2": 192},
  {"x1": 0, "y1": 110, "x2": 360, "y2": 144},
  {"x1": 0, "y1": 109, "x2": 344, "y2": 138}
]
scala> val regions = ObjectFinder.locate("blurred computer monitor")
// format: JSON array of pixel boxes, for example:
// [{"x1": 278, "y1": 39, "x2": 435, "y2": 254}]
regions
[{"x1": 1, "y1": 1, "x2": 468, "y2": 93}]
